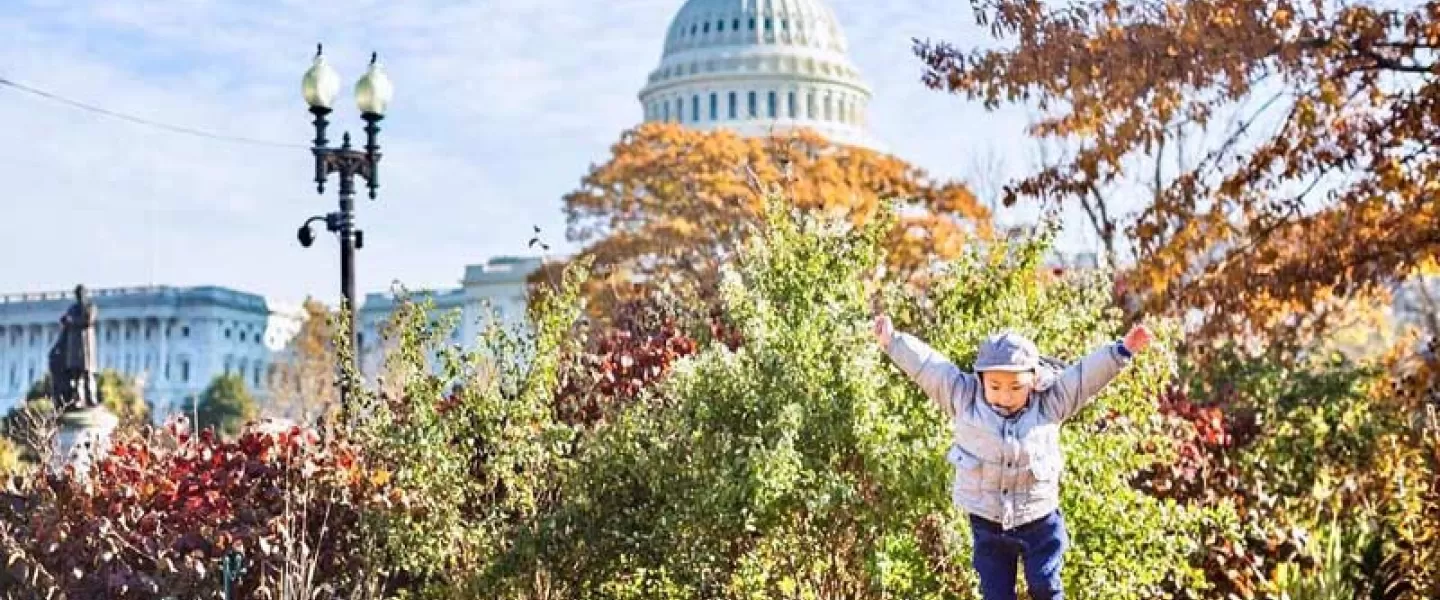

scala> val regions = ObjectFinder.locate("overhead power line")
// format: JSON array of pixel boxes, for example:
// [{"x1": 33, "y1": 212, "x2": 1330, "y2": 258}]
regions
[{"x1": 0, "y1": 74, "x2": 305, "y2": 149}]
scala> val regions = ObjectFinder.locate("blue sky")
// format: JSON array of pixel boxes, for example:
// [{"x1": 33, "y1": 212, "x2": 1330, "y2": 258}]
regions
[{"x1": 0, "y1": 0, "x2": 1081, "y2": 304}]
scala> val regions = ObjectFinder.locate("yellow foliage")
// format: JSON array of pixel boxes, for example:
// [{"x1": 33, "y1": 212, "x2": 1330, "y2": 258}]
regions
[
  {"x1": 0, "y1": 436, "x2": 21, "y2": 477},
  {"x1": 266, "y1": 298, "x2": 341, "y2": 423}
]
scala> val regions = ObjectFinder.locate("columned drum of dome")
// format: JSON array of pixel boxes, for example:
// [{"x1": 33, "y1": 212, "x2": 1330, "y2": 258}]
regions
[{"x1": 638, "y1": 0, "x2": 879, "y2": 150}]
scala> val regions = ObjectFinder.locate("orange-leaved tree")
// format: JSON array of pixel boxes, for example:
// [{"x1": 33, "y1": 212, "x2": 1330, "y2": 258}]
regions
[
  {"x1": 916, "y1": 0, "x2": 1440, "y2": 349},
  {"x1": 541, "y1": 122, "x2": 990, "y2": 313},
  {"x1": 266, "y1": 298, "x2": 340, "y2": 424}
]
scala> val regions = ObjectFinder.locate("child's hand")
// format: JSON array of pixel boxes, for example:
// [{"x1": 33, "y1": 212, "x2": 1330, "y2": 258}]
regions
[
  {"x1": 1122, "y1": 324, "x2": 1153, "y2": 354},
  {"x1": 873, "y1": 315, "x2": 895, "y2": 348}
]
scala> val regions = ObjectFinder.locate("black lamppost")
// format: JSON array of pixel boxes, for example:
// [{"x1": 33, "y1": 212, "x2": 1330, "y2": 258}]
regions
[{"x1": 298, "y1": 44, "x2": 393, "y2": 411}]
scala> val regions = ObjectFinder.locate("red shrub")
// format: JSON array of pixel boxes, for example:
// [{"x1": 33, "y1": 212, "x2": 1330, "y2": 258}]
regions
[
  {"x1": 553, "y1": 299, "x2": 736, "y2": 428},
  {"x1": 0, "y1": 418, "x2": 394, "y2": 599}
]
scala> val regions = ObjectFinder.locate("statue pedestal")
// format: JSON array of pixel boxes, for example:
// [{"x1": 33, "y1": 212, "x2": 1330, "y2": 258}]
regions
[{"x1": 51, "y1": 407, "x2": 120, "y2": 475}]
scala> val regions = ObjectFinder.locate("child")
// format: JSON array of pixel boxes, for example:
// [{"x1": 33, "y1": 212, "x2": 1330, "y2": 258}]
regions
[{"x1": 872, "y1": 314, "x2": 1151, "y2": 600}]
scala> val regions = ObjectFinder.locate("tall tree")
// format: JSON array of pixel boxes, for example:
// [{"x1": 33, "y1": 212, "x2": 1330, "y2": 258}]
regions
[
  {"x1": 544, "y1": 122, "x2": 990, "y2": 312},
  {"x1": 916, "y1": 0, "x2": 1440, "y2": 347},
  {"x1": 266, "y1": 298, "x2": 340, "y2": 424},
  {"x1": 195, "y1": 373, "x2": 258, "y2": 437}
]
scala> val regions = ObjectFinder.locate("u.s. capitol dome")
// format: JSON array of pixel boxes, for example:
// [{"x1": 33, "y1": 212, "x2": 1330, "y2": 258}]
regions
[{"x1": 638, "y1": 0, "x2": 879, "y2": 149}]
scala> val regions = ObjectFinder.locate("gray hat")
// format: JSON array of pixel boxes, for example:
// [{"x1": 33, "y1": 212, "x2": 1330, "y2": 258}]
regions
[{"x1": 974, "y1": 331, "x2": 1041, "y2": 372}]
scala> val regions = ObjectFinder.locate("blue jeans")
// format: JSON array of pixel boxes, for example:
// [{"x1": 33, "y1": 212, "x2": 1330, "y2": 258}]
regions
[{"x1": 969, "y1": 510, "x2": 1069, "y2": 600}]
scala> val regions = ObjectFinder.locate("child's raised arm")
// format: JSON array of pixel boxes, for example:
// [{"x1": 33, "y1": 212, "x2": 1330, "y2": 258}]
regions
[
  {"x1": 874, "y1": 315, "x2": 976, "y2": 420},
  {"x1": 1039, "y1": 325, "x2": 1152, "y2": 422}
]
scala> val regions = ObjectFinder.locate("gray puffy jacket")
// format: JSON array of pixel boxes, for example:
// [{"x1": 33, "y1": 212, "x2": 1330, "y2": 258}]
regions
[{"x1": 884, "y1": 332, "x2": 1132, "y2": 530}]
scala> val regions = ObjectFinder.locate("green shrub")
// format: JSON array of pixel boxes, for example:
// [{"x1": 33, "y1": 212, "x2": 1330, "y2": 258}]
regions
[
  {"x1": 490, "y1": 200, "x2": 1213, "y2": 599},
  {"x1": 343, "y1": 262, "x2": 589, "y2": 598}
]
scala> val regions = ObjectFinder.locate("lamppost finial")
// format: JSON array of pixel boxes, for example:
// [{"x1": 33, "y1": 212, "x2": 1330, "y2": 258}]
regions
[{"x1": 316, "y1": 43, "x2": 323, "y2": 58}]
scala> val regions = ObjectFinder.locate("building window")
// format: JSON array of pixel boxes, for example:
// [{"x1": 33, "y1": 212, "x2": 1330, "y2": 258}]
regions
[
  {"x1": 718, "y1": 20, "x2": 725, "y2": 31},
  {"x1": 703, "y1": 22, "x2": 710, "y2": 33},
  {"x1": 765, "y1": 17, "x2": 773, "y2": 31},
  {"x1": 663, "y1": 102, "x2": 670, "y2": 121},
  {"x1": 675, "y1": 98, "x2": 683, "y2": 122},
  {"x1": 182, "y1": 360, "x2": 190, "y2": 382},
  {"x1": 710, "y1": 93, "x2": 718, "y2": 120},
  {"x1": 689, "y1": 24, "x2": 697, "y2": 35},
  {"x1": 224, "y1": 329, "x2": 231, "y2": 339},
  {"x1": 728, "y1": 92, "x2": 737, "y2": 119},
  {"x1": 748, "y1": 91, "x2": 757, "y2": 117},
  {"x1": 692, "y1": 95, "x2": 700, "y2": 121},
  {"x1": 788, "y1": 92, "x2": 797, "y2": 118},
  {"x1": 768, "y1": 91, "x2": 777, "y2": 118},
  {"x1": 825, "y1": 96, "x2": 833, "y2": 121},
  {"x1": 182, "y1": 326, "x2": 190, "y2": 337}
]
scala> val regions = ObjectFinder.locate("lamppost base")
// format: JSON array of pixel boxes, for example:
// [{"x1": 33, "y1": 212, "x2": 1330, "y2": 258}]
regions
[{"x1": 50, "y1": 406, "x2": 120, "y2": 476}]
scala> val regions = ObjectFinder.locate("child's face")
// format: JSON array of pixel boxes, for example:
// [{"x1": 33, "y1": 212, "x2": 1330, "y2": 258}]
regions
[{"x1": 981, "y1": 370, "x2": 1035, "y2": 415}]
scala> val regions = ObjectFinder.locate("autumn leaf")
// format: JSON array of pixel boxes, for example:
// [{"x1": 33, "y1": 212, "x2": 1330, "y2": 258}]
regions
[{"x1": 370, "y1": 469, "x2": 391, "y2": 487}]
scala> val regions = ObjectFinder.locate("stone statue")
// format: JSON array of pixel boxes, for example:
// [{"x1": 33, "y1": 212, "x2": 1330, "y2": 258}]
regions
[{"x1": 48, "y1": 284, "x2": 101, "y2": 412}]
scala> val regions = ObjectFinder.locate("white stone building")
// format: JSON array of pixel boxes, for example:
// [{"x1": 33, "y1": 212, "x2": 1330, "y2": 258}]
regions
[
  {"x1": 638, "y1": 0, "x2": 879, "y2": 150},
  {"x1": 0, "y1": 286, "x2": 304, "y2": 415}
]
